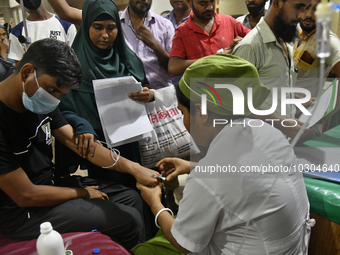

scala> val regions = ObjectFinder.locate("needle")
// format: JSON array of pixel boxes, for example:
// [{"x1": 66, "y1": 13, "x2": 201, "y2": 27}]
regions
[{"x1": 153, "y1": 173, "x2": 166, "y2": 181}]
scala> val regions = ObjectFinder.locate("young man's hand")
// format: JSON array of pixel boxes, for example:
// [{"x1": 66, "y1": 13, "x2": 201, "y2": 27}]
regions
[
  {"x1": 84, "y1": 186, "x2": 109, "y2": 200},
  {"x1": 132, "y1": 164, "x2": 159, "y2": 187}
]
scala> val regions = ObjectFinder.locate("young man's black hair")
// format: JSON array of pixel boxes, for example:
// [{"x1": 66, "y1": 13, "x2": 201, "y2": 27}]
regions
[{"x1": 16, "y1": 38, "x2": 82, "y2": 88}]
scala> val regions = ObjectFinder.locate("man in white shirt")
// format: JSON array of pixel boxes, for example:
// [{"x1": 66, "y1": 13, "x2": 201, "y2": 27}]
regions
[
  {"x1": 9, "y1": 0, "x2": 76, "y2": 64},
  {"x1": 233, "y1": 0, "x2": 312, "y2": 139}
]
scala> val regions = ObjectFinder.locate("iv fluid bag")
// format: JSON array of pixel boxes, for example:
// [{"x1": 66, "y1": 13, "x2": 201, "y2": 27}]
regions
[{"x1": 316, "y1": 16, "x2": 331, "y2": 58}]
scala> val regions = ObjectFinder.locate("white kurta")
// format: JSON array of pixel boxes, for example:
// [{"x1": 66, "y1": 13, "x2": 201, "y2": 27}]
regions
[
  {"x1": 172, "y1": 120, "x2": 310, "y2": 255},
  {"x1": 8, "y1": 15, "x2": 77, "y2": 61}
]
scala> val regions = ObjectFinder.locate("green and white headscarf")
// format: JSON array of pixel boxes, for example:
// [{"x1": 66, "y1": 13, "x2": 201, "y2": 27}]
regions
[
  {"x1": 59, "y1": 0, "x2": 148, "y2": 133},
  {"x1": 70, "y1": 0, "x2": 147, "y2": 93}
]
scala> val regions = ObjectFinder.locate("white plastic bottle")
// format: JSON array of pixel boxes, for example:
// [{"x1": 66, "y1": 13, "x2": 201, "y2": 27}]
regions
[{"x1": 36, "y1": 222, "x2": 65, "y2": 255}]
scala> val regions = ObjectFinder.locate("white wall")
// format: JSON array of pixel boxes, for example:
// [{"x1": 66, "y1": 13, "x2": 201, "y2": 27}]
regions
[
  {"x1": 151, "y1": 0, "x2": 172, "y2": 15},
  {"x1": 150, "y1": 0, "x2": 270, "y2": 16},
  {"x1": 9, "y1": 0, "x2": 19, "y2": 8},
  {"x1": 219, "y1": 0, "x2": 246, "y2": 15},
  {"x1": 0, "y1": 0, "x2": 14, "y2": 24},
  {"x1": 219, "y1": 0, "x2": 271, "y2": 16}
]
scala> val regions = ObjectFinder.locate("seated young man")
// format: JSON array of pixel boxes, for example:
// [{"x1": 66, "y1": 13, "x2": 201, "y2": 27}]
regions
[
  {"x1": 0, "y1": 38, "x2": 158, "y2": 250},
  {"x1": 135, "y1": 54, "x2": 312, "y2": 255}
]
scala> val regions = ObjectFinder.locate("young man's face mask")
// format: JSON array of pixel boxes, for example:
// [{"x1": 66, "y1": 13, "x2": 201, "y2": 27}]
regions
[{"x1": 22, "y1": 70, "x2": 60, "y2": 114}]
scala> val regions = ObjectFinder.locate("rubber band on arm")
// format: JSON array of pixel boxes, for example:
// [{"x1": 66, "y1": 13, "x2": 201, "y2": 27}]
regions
[{"x1": 94, "y1": 140, "x2": 120, "y2": 169}]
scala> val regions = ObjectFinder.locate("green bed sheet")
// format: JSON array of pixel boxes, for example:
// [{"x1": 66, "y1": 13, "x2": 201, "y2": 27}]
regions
[{"x1": 301, "y1": 125, "x2": 340, "y2": 223}]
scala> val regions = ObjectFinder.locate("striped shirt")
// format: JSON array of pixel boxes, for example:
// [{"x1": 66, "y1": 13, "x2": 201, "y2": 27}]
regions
[
  {"x1": 164, "y1": 10, "x2": 189, "y2": 29},
  {"x1": 233, "y1": 17, "x2": 297, "y2": 119},
  {"x1": 120, "y1": 8, "x2": 174, "y2": 89}
]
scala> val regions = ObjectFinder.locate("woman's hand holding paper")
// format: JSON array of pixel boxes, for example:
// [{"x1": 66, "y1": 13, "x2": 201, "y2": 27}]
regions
[{"x1": 128, "y1": 87, "x2": 154, "y2": 102}]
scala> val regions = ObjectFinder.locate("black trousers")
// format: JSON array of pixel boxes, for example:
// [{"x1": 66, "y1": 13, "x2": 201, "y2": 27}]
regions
[{"x1": 1, "y1": 177, "x2": 144, "y2": 250}]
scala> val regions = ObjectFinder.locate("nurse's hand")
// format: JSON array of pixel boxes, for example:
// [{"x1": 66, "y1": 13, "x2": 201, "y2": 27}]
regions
[
  {"x1": 129, "y1": 87, "x2": 154, "y2": 102},
  {"x1": 156, "y1": 158, "x2": 194, "y2": 181},
  {"x1": 75, "y1": 133, "x2": 96, "y2": 158},
  {"x1": 136, "y1": 182, "x2": 163, "y2": 207}
]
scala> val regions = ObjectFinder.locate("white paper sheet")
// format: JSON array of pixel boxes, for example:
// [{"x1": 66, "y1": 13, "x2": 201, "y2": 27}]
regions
[
  {"x1": 93, "y1": 77, "x2": 153, "y2": 147},
  {"x1": 299, "y1": 80, "x2": 338, "y2": 127}
]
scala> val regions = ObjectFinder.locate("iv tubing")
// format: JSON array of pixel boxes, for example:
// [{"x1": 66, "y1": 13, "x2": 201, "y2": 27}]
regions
[
  {"x1": 291, "y1": 0, "x2": 331, "y2": 147},
  {"x1": 290, "y1": 59, "x2": 326, "y2": 147}
]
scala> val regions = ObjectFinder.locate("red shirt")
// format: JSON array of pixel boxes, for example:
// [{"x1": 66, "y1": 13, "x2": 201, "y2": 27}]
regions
[{"x1": 170, "y1": 12, "x2": 250, "y2": 60}]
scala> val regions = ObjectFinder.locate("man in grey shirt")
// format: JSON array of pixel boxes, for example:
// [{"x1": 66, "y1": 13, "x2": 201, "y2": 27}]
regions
[{"x1": 233, "y1": 0, "x2": 311, "y2": 139}]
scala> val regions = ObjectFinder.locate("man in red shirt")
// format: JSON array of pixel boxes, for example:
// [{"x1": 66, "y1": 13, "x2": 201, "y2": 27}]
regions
[{"x1": 168, "y1": 0, "x2": 250, "y2": 78}]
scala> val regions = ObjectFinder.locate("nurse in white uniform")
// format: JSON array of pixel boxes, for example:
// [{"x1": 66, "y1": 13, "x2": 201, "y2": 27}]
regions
[{"x1": 136, "y1": 54, "x2": 312, "y2": 255}]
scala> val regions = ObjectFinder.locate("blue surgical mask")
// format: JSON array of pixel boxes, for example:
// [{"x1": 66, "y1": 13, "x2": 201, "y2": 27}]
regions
[{"x1": 22, "y1": 70, "x2": 60, "y2": 114}]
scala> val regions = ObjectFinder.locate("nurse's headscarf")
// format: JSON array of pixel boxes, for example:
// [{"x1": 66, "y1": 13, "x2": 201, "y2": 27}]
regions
[
  {"x1": 71, "y1": 0, "x2": 147, "y2": 93},
  {"x1": 179, "y1": 54, "x2": 271, "y2": 116}
]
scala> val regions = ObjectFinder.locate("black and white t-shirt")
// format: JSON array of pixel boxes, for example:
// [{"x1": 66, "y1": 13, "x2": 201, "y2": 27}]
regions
[{"x1": 0, "y1": 100, "x2": 67, "y2": 212}]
